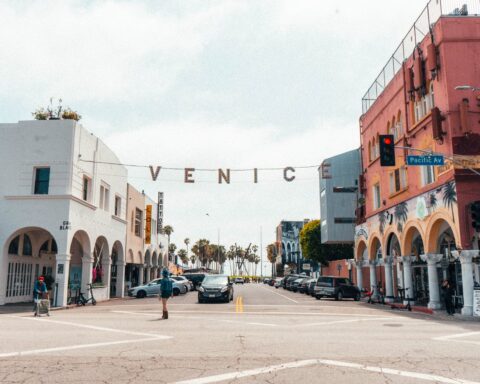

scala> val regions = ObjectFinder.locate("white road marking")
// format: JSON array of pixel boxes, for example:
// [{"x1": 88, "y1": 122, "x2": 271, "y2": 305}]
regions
[
  {"x1": 294, "y1": 317, "x2": 396, "y2": 327},
  {"x1": 8, "y1": 315, "x2": 171, "y2": 339},
  {"x1": 155, "y1": 310, "x2": 398, "y2": 317},
  {"x1": 112, "y1": 310, "x2": 279, "y2": 327},
  {"x1": 0, "y1": 338, "x2": 159, "y2": 358},
  {"x1": 433, "y1": 331, "x2": 480, "y2": 341},
  {"x1": 172, "y1": 358, "x2": 480, "y2": 384},
  {"x1": 259, "y1": 286, "x2": 299, "y2": 303}
]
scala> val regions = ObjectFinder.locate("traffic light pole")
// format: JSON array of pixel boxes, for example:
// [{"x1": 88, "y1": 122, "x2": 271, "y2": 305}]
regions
[{"x1": 395, "y1": 145, "x2": 480, "y2": 177}]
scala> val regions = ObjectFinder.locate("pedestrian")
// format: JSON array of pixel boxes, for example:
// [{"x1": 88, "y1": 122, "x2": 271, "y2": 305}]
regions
[
  {"x1": 160, "y1": 268, "x2": 173, "y2": 319},
  {"x1": 441, "y1": 279, "x2": 454, "y2": 315},
  {"x1": 33, "y1": 276, "x2": 47, "y2": 317}
]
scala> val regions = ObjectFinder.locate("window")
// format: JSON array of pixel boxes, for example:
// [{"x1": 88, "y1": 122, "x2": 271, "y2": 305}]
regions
[
  {"x1": 114, "y1": 196, "x2": 121, "y2": 216},
  {"x1": 8, "y1": 236, "x2": 19, "y2": 255},
  {"x1": 333, "y1": 187, "x2": 357, "y2": 193},
  {"x1": 82, "y1": 176, "x2": 91, "y2": 202},
  {"x1": 389, "y1": 166, "x2": 407, "y2": 194},
  {"x1": 99, "y1": 183, "x2": 110, "y2": 211},
  {"x1": 34, "y1": 167, "x2": 50, "y2": 194},
  {"x1": 334, "y1": 218, "x2": 356, "y2": 224},
  {"x1": 421, "y1": 164, "x2": 435, "y2": 186},
  {"x1": 368, "y1": 141, "x2": 372, "y2": 162},
  {"x1": 373, "y1": 183, "x2": 381, "y2": 210},
  {"x1": 134, "y1": 208, "x2": 143, "y2": 237},
  {"x1": 22, "y1": 234, "x2": 32, "y2": 256}
]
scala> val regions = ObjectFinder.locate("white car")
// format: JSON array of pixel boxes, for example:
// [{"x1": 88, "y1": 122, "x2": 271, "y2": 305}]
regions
[
  {"x1": 171, "y1": 276, "x2": 193, "y2": 292},
  {"x1": 128, "y1": 278, "x2": 186, "y2": 298}
]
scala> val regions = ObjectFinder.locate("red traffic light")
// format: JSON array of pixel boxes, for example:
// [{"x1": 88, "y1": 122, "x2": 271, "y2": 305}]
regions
[{"x1": 383, "y1": 137, "x2": 392, "y2": 145}]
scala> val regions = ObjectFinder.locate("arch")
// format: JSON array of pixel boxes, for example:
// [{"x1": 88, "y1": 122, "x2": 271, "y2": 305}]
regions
[
  {"x1": 368, "y1": 236, "x2": 382, "y2": 260},
  {"x1": 136, "y1": 251, "x2": 143, "y2": 265},
  {"x1": 127, "y1": 249, "x2": 134, "y2": 264},
  {"x1": 70, "y1": 230, "x2": 91, "y2": 260},
  {"x1": 424, "y1": 212, "x2": 459, "y2": 254},
  {"x1": 145, "y1": 249, "x2": 151, "y2": 267},
  {"x1": 93, "y1": 236, "x2": 109, "y2": 284},
  {"x1": 355, "y1": 240, "x2": 367, "y2": 261},
  {"x1": 402, "y1": 222, "x2": 425, "y2": 256},
  {"x1": 111, "y1": 241, "x2": 124, "y2": 263},
  {"x1": 152, "y1": 251, "x2": 158, "y2": 267},
  {"x1": 3, "y1": 227, "x2": 58, "y2": 303},
  {"x1": 385, "y1": 232, "x2": 401, "y2": 257}
]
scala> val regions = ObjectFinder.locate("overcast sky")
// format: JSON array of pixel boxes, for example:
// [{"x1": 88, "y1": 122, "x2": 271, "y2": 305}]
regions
[{"x1": 0, "y1": 0, "x2": 428, "y2": 274}]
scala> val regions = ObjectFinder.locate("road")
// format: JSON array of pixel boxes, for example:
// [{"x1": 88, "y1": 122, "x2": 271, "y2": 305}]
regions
[{"x1": 1, "y1": 283, "x2": 480, "y2": 383}]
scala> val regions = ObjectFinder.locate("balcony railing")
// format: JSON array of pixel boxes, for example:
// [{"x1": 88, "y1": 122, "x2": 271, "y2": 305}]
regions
[{"x1": 362, "y1": 0, "x2": 480, "y2": 114}]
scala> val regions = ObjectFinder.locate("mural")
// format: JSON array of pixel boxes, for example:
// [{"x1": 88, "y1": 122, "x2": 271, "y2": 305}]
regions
[{"x1": 355, "y1": 181, "x2": 459, "y2": 257}]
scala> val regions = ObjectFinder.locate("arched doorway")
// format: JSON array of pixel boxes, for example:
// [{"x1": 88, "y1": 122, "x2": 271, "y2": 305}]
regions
[
  {"x1": 144, "y1": 250, "x2": 151, "y2": 283},
  {"x1": 110, "y1": 241, "x2": 124, "y2": 297},
  {"x1": 69, "y1": 230, "x2": 91, "y2": 302},
  {"x1": 404, "y1": 226, "x2": 427, "y2": 305},
  {"x1": 152, "y1": 251, "x2": 158, "y2": 279},
  {"x1": 4, "y1": 227, "x2": 57, "y2": 304}
]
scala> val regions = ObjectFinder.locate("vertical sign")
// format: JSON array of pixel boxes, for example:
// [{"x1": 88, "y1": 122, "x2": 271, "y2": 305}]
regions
[
  {"x1": 145, "y1": 205, "x2": 152, "y2": 244},
  {"x1": 157, "y1": 192, "x2": 164, "y2": 234}
]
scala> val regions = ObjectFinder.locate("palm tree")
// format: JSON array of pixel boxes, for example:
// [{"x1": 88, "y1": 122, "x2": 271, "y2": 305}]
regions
[
  {"x1": 378, "y1": 210, "x2": 387, "y2": 234},
  {"x1": 184, "y1": 238, "x2": 190, "y2": 264},
  {"x1": 190, "y1": 255, "x2": 196, "y2": 267},
  {"x1": 267, "y1": 243, "x2": 277, "y2": 276},
  {"x1": 394, "y1": 202, "x2": 408, "y2": 233},
  {"x1": 169, "y1": 243, "x2": 177, "y2": 264},
  {"x1": 177, "y1": 249, "x2": 188, "y2": 266},
  {"x1": 163, "y1": 225, "x2": 174, "y2": 264},
  {"x1": 443, "y1": 181, "x2": 457, "y2": 223}
]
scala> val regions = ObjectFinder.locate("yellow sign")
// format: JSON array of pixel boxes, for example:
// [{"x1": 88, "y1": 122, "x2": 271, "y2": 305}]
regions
[{"x1": 145, "y1": 205, "x2": 152, "y2": 244}]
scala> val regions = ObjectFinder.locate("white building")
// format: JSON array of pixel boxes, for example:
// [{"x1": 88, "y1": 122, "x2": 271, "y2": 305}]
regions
[{"x1": 0, "y1": 120, "x2": 128, "y2": 307}]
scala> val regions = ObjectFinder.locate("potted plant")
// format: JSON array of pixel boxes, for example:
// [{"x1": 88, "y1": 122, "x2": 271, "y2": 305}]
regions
[{"x1": 61, "y1": 108, "x2": 82, "y2": 121}]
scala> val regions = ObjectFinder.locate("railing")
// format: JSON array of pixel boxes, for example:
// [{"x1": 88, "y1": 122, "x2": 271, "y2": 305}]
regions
[{"x1": 362, "y1": 0, "x2": 480, "y2": 114}]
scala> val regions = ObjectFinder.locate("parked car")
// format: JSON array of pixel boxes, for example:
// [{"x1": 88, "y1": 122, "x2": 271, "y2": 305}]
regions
[
  {"x1": 263, "y1": 278, "x2": 270, "y2": 284},
  {"x1": 198, "y1": 275, "x2": 234, "y2": 303},
  {"x1": 268, "y1": 278, "x2": 276, "y2": 286},
  {"x1": 274, "y1": 278, "x2": 283, "y2": 289},
  {"x1": 171, "y1": 276, "x2": 193, "y2": 291},
  {"x1": 128, "y1": 278, "x2": 186, "y2": 298},
  {"x1": 234, "y1": 277, "x2": 244, "y2": 284},
  {"x1": 307, "y1": 279, "x2": 317, "y2": 296},
  {"x1": 291, "y1": 277, "x2": 305, "y2": 292},
  {"x1": 284, "y1": 275, "x2": 301, "y2": 290},
  {"x1": 299, "y1": 278, "x2": 316, "y2": 294},
  {"x1": 182, "y1": 273, "x2": 206, "y2": 290},
  {"x1": 314, "y1": 276, "x2": 361, "y2": 301}
]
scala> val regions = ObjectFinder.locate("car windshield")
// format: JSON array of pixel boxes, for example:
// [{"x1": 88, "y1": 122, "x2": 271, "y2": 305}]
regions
[
  {"x1": 203, "y1": 276, "x2": 228, "y2": 285},
  {"x1": 317, "y1": 277, "x2": 333, "y2": 287}
]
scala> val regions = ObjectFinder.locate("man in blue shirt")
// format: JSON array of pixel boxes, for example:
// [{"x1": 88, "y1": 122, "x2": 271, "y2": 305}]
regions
[{"x1": 33, "y1": 276, "x2": 47, "y2": 316}]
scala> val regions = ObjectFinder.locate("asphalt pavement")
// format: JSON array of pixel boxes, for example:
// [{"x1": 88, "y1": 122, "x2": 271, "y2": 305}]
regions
[{"x1": 1, "y1": 283, "x2": 480, "y2": 383}]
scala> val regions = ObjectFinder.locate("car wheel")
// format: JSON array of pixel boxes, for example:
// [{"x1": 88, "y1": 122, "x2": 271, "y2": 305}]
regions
[
  {"x1": 336, "y1": 291, "x2": 343, "y2": 301},
  {"x1": 136, "y1": 290, "x2": 146, "y2": 299},
  {"x1": 354, "y1": 292, "x2": 361, "y2": 301},
  {"x1": 315, "y1": 295, "x2": 321, "y2": 300}
]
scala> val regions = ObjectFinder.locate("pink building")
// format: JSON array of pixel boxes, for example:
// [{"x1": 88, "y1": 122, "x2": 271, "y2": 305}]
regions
[{"x1": 354, "y1": 1, "x2": 480, "y2": 315}]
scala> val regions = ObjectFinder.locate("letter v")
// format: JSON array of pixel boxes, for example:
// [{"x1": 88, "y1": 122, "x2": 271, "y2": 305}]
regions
[{"x1": 149, "y1": 166, "x2": 161, "y2": 181}]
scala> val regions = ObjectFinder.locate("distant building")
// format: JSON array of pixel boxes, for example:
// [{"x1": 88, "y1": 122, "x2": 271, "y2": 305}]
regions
[
  {"x1": 319, "y1": 149, "x2": 361, "y2": 244},
  {"x1": 276, "y1": 220, "x2": 309, "y2": 274}
]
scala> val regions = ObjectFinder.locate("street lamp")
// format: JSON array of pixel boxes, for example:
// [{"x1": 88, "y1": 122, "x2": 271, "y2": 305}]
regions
[{"x1": 455, "y1": 85, "x2": 480, "y2": 91}]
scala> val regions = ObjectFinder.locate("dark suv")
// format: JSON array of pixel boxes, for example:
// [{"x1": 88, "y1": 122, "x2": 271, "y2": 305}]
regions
[
  {"x1": 182, "y1": 273, "x2": 206, "y2": 291},
  {"x1": 314, "y1": 276, "x2": 361, "y2": 301},
  {"x1": 198, "y1": 275, "x2": 234, "y2": 303}
]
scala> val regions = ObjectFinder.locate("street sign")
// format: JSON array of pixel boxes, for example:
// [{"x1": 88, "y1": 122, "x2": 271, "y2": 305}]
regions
[
  {"x1": 302, "y1": 263, "x2": 311, "y2": 271},
  {"x1": 406, "y1": 155, "x2": 444, "y2": 166}
]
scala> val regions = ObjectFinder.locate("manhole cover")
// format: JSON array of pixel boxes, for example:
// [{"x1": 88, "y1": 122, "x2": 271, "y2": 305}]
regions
[{"x1": 383, "y1": 323, "x2": 403, "y2": 327}]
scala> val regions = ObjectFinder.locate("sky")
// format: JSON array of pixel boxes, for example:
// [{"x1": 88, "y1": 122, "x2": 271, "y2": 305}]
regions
[{"x1": 0, "y1": 0, "x2": 429, "y2": 274}]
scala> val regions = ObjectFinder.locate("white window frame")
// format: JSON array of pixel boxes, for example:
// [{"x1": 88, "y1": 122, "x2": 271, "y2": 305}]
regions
[
  {"x1": 389, "y1": 166, "x2": 407, "y2": 194},
  {"x1": 421, "y1": 164, "x2": 435, "y2": 186},
  {"x1": 114, "y1": 195, "x2": 122, "y2": 217},
  {"x1": 99, "y1": 181, "x2": 110, "y2": 211},
  {"x1": 82, "y1": 176, "x2": 92, "y2": 202}
]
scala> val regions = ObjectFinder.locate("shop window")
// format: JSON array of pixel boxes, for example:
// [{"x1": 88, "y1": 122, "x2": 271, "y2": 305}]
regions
[
  {"x1": 389, "y1": 166, "x2": 407, "y2": 194},
  {"x1": 8, "y1": 236, "x2": 20, "y2": 255},
  {"x1": 22, "y1": 234, "x2": 32, "y2": 256},
  {"x1": 373, "y1": 183, "x2": 381, "y2": 210},
  {"x1": 135, "y1": 208, "x2": 143, "y2": 237},
  {"x1": 368, "y1": 141, "x2": 372, "y2": 162},
  {"x1": 34, "y1": 167, "x2": 50, "y2": 195}
]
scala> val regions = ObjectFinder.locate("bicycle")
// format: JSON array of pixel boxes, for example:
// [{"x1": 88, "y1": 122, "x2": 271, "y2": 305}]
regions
[{"x1": 76, "y1": 284, "x2": 97, "y2": 306}]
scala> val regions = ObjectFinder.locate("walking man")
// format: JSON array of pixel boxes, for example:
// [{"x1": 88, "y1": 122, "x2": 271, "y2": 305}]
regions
[
  {"x1": 33, "y1": 276, "x2": 47, "y2": 317},
  {"x1": 160, "y1": 268, "x2": 173, "y2": 319}
]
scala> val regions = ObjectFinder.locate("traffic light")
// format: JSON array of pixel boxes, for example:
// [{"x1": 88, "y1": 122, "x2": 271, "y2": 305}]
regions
[
  {"x1": 379, "y1": 134, "x2": 395, "y2": 166},
  {"x1": 471, "y1": 201, "x2": 480, "y2": 231}
]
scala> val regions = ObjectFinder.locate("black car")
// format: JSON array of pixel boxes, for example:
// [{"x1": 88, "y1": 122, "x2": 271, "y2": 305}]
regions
[
  {"x1": 299, "y1": 278, "x2": 316, "y2": 294},
  {"x1": 284, "y1": 275, "x2": 302, "y2": 290},
  {"x1": 314, "y1": 276, "x2": 361, "y2": 301},
  {"x1": 182, "y1": 273, "x2": 206, "y2": 291},
  {"x1": 307, "y1": 279, "x2": 317, "y2": 296},
  {"x1": 198, "y1": 275, "x2": 234, "y2": 303}
]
